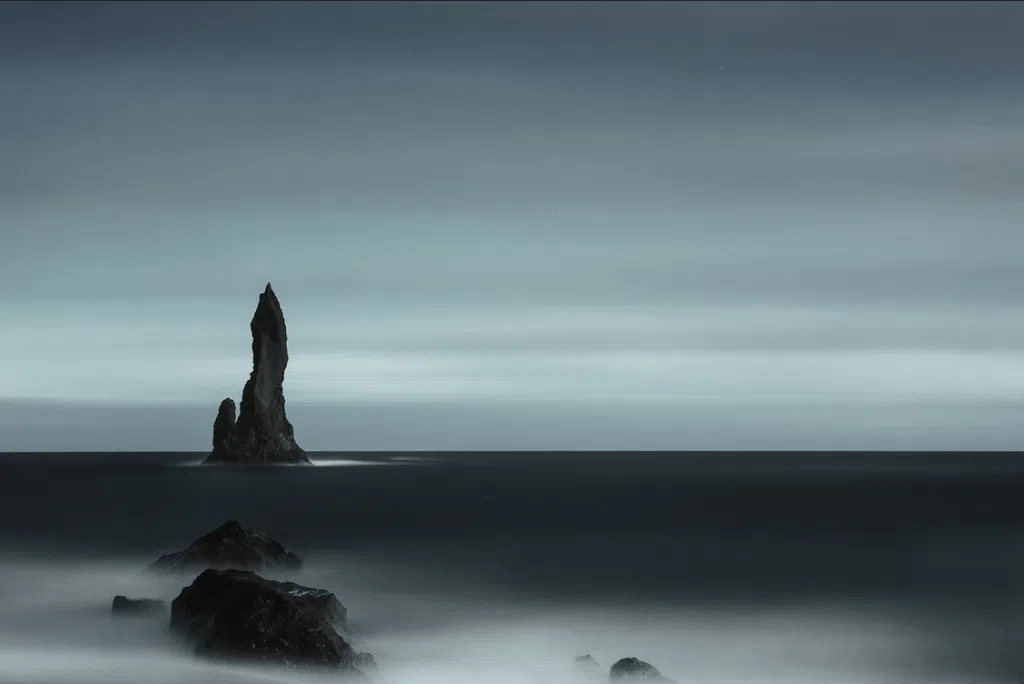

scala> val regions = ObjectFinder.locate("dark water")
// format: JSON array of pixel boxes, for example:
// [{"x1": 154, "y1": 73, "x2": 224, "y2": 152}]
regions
[{"x1": 1, "y1": 451, "x2": 1024, "y2": 684}]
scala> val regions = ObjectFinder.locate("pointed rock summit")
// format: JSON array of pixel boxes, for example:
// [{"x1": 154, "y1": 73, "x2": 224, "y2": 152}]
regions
[
  {"x1": 204, "y1": 283, "x2": 309, "y2": 465},
  {"x1": 147, "y1": 520, "x2": 303, "y2": 573}
]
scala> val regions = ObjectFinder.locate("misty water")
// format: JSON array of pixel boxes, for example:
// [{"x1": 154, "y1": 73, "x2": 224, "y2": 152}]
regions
[{"x1": 2, "y1": 452, "x2": 1024, "y2": 684}]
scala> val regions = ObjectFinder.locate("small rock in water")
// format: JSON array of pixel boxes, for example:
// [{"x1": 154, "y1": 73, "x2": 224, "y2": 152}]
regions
[
  {"x1": 111, "y1": 595, "x2": 166, "y2": 615},
  {"x1": 171, "y1": 568, "x2": 362, "y2": 672},
  {"x1": 576, "y1": 654, "x2": 602, "y2": 674},
  {"x1": 609, "y1": 657, "x2": 674, "y2": 682},
  {"x1": 147, "y1": 520, "x2": 302, "y2": 574},
  {"x1": 354, "y1": 652, "x2": 378, "y2": 670}
]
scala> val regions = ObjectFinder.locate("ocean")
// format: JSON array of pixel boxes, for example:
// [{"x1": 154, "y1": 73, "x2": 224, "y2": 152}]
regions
[{"x1": 1, "y1": 451, "x2": 1023, "y2": 684}]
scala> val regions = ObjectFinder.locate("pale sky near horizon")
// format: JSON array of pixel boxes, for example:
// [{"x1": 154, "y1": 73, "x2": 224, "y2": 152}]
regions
[{"x1": 2, "y1": 1, "x2": 1024, "y2": 451}]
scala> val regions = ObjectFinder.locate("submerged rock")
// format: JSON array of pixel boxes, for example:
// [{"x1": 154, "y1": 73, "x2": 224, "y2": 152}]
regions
[
  {"x1": 171, "y1": 568, "x2": 360, "y2": 671},
  {"x1": 111, "y1": 595, "x2": 166, "y2": 615},
  {"x1": 204, "y1": 283, "x2": 309, "y2": 465},
  {"x1": 576, "y1": 654, "x2": 602, "y2": 673},
  {"x1": 147, "y1": 520, "x2": 302, "y2": 574},
  {"x1": 353, "y1": 652, "x2": 378, "y2": 671},
  {"x1": 609, "y1": 658, "x2": 673, "y2": 682}
]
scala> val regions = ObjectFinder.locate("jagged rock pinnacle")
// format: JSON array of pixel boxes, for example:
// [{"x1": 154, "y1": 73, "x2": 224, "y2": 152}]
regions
[
  {"x1": 211, "y1": 398, "x2": 236, "y2": 453},
  {"x1": 204, "y1": 283, "x2": 309, "y2": 465}
]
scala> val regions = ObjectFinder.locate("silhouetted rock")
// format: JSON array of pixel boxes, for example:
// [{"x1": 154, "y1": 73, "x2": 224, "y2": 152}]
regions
[
  {"x1": 171, "y1": 568, "x2": 361, "y2": 672},
  {"x1": 111, "y1": 595, "x2": 166, "y2": 615},
  {"x1": 576, "y1": 654, "x2": 602, "y2": 671},
  {"x1": 204, "y1": 283, "x2": 309, "y2": 465},
  {"x1": 147, "y1": 520, "x2": 302, "y2": 575},
  {"x1": 609, "y1": 658, "x2": 673, "y2": 682},
  {"x1": 212, "y1": 398, "x2": 236, "y2": 454}
]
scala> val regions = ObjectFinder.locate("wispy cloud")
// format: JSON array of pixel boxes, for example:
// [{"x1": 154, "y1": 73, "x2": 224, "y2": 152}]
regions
[{"x1": 2, "y1": 2, "x2": 1024, "y2": 448}]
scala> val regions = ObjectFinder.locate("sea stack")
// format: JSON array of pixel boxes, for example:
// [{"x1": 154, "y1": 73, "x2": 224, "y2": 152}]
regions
[{"x1": 204, "y1": 283, "x2": 309, "y2": 465}]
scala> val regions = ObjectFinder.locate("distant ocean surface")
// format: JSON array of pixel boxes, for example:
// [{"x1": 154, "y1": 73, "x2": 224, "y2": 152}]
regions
[{"x1": 1, "y1": 451, "x2": 1024, "y2": 684}]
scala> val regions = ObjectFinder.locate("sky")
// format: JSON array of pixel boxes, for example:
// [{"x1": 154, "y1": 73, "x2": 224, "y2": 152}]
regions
[{"x1": 2, "y1": 1, "x2": 1024, "y2": 451}]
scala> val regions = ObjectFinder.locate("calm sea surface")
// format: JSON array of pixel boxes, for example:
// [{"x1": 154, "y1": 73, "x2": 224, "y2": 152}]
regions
[{"x1": 1, "y1": 451, "x2": 1023, "y2": 684}]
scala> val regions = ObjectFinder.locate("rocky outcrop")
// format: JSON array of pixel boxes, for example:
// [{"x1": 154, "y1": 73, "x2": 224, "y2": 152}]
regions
[
  {"x1": 111, "y1": 595, "x2": 166, "y2": 616},
  {"x1": 204, "y1": 283, "x2": 309, "y2": 465},
  {"x1": 212, "y1": 398, "x2": 236, "y2": 455},
  {"x1": 353, "y1": 652, "x2": 378, "y2": 671},
  {"x1": 170, "y1": 568, "x2": 361, "y2": 672},
  {"x1": 147, "y1": 520, "x2": 302, "y2": 575},
  {"x1": 609, "y1": 658, "x2": 673, "y2": 682},
  {"x1": 575, "y1": 654, "x2": 602, "y2": 676}
]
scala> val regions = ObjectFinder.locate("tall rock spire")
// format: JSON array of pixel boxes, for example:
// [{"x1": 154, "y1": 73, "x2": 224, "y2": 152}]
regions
[{"x1": 204, "y1": 283, "x2": 309, "y2": 464}]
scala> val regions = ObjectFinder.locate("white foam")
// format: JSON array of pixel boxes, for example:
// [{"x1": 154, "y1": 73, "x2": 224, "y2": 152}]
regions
[{"x1": 312, "y1": 459, "x2": 391, "y2": 467}]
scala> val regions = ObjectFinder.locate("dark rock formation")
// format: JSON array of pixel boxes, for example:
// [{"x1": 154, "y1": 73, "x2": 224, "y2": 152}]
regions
[
  {"x1": 171, "y1": 568, "x2": 361, "y2": 672},
  {"x1": 609, "y1": 658, "x2": 673, "y2": 682},
  {"x1": 212, "y1": 398, "x2": 236, "y2": 454},
  {"x1": 204, "y1": 283, "x2": 309, "y2": 465},
  {"x1": 353, "y1": 652, "x2": 378, "y2": 671},
  {"x1": 111, "y1": 595, "x2": 166, "y2": 615},
  {"x1": 147, "y1": 520, "x2": 302, "y2": 575},
  {"x1": 576, "y1": 654, "x2": 602, "y2": 675}
]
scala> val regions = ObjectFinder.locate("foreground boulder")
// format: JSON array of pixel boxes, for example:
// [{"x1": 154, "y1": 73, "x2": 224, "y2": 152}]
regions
[
  {"x1": 610, "y1": 658, "x2": 673, "y2": 682},
  {"x1": 204, "y1": 283, "x2": 310, "y2": 465},
  {"x1": 111, "y1": 595, "x2": 166, "y2": 615},
  {"x1": 148, "y1": 520, "x2": 302, "y2": 574},
  {"x1": 171, "y1": 568, "x2": 360, "y2": 671}
]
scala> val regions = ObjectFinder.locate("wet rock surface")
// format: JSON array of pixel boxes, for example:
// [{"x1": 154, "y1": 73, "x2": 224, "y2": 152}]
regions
[
  {"x1": 170, "y1": 568, "x2": 360, "y2": 671},
  {"x1": 147, "y1": 520, "x2": 302, "y2": 574},
  {"x1": 111, "y1": 595, "x2": 166, "y2": 615},
  {"x1": 609, "y1": 658, "x2": 673, "y2": 682},
  {"x1": 204, "y1": 283, "x2": 309, "y2": 465}
]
